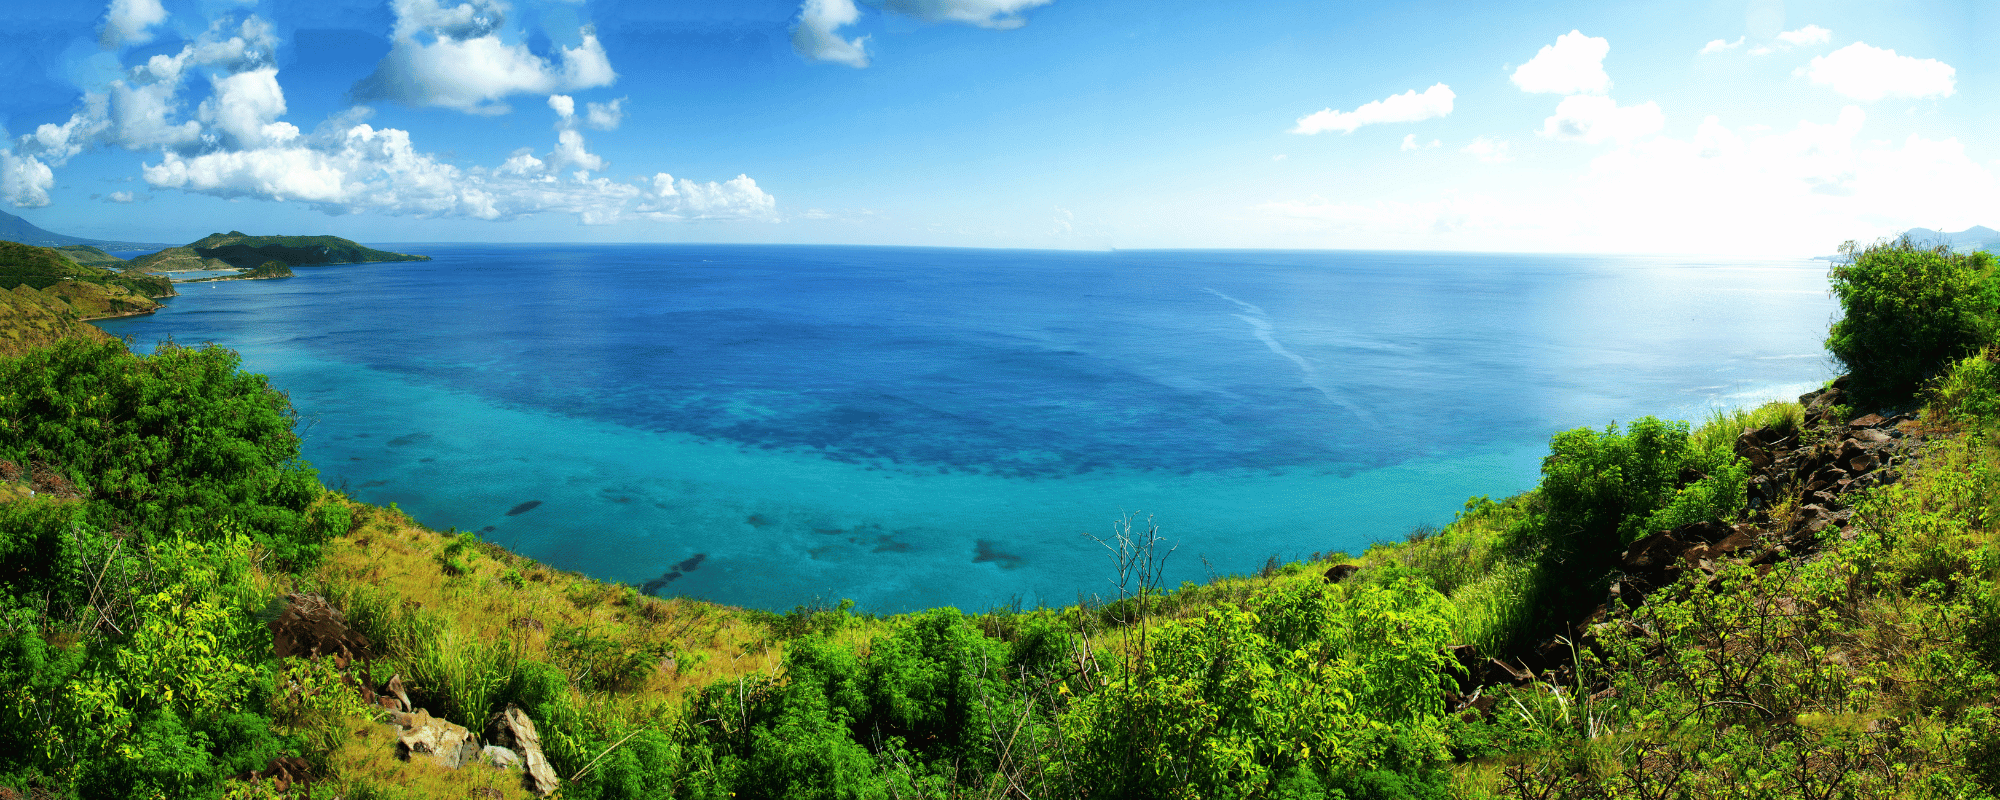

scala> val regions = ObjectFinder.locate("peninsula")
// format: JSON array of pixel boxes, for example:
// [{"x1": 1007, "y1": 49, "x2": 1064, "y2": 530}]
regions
[{"x1": 126, "y1": 231, "x2": 429, "y2": 276}]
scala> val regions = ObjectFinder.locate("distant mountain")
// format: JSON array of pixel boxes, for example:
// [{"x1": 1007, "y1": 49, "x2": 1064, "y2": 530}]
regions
[
  {"x1": 0, "y1": 210, "x2": 169, "y2": 250},
  {"x1": 1902, "y1": 225, "x2": 2000, "y2": 254}
]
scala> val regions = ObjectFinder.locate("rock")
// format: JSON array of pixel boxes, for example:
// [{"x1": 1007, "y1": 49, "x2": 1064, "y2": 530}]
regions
[
  {"x1": 1848, "y1": 413, "x2": 1888, "y2": 429},
  {"x1": 486, "y1": 705, "x2": 560, "y2": 797},
  {"x1": 395, "y1": 709, "x2": 482, "y2": 769},
  {"x1": 239, "y1": 756, "x2": 312, "y2": 794},
  {"x1": 268, "y1": 593, "x2": 372, "y2": 665},
  {"x1": 1322, "y1": 564, "x2": 1359, "y2": 584},
  {"x1": 384, "y1": 674, "x2": 412, "y2": 713},
  {"x1": 1848, "y1": 452, "x2": 1881, "y2": 474},
  {"x1": 1852, "y1": 428, "x2": 1892, "y2": 445},
  {"x1": 481, "y1": 745, "x2": 524, "y2": 770}
]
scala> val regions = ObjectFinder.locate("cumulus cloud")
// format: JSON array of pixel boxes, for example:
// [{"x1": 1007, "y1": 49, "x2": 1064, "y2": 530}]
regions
[
  {"x1": 8, "y1": 15, "x2": 277, "y2": 171},
  {"x1": 1291, "y1": 83, "x2": 1454, "y2": 135},
  {"x1": 1801, "y1": 42, "x2": 1955, "y2": 101},
  {"x1": 879, "y1": 0, "x2": 1053, "y2": 29},
  {"x1": 139, "y1": 113, "x2": 773, "y2": 224},
  {"x1": 635, "y1": 173, "x2": 778, "y2": 220},
  {"x1": 200, "y1": 68, "x2": 297, "y2": 149},
  {"x1": 351, "y1": 0, "x2": 616, "y2": 114},
  {"x1": 15, "y1": 4, "x2": 776, "y2": 225},
  {"x1": 1461, "y1": 137, "x2": 1510, "y2": 163},
  {"x1": 102, "y1": 0, "x2": 169, "y2": 48},
  {"x1": 1512, "y1": 30, "x2": 1610, "y2": 95},
  {"x1": 1, "y1": 151, "x2": 57, "y2": 207},
  {"x1": 584, "y1": 98, "x2": 623, "y2": 130},
  {"x1": 1700, "y1": 37, "x2": 1742, "y2": 55},
  {"x1": 1400, "y1": 134, "x2": 1440, "y2": 151},
  {"x1": 793, "y1": 0, "x2": 869, "y2": 68},
  {"x1": 1539, "y1": 94, "x2": 1665, "y2": 145}
]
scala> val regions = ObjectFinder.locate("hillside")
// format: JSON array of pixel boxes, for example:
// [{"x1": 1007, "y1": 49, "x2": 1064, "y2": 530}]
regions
[
  {"x1": 0, "y1": 241, "x2": 173, "y2": 355},
  {"x1": 0, "y1": 210, "x2": 167, "y2": 250},
  {"x1": 53, "y1": 245, "x2": 128, "y2": 268},
  {"x1": 0, "y1": 239, "x2": 174, "y2": 299},
  {"x1": 0, "y1": 235, "x2": 1998, "y2": 798},
  {"x1": 127, "y1": 231, "x2": 429, "y2": 273}
]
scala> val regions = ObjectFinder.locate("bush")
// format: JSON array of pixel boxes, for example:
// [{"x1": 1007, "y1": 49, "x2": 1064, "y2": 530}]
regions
[
  {"x1": 1826, "y1": 237, "x2": 2000, "y2": 409},
  {"x1": 0, "y1": 338, "x2": 328, "y2": 567}
]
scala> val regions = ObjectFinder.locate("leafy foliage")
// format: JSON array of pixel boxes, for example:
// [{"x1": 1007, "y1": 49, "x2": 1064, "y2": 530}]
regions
[
  {"x1": 1827, "y1": 236, "x2": 2000, "y2": 408},
  {"x1": 0, "y1": 337, "x2": 333, "y2": 566}
]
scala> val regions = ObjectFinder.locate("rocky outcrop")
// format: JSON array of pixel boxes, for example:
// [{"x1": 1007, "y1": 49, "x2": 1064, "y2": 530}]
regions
[
  {"x1": 486, "y1": 704, "x2": 561, "y2": 797},
  {"x1": 1447, "y1": 375, "x2": 1929, "y2": 716}
]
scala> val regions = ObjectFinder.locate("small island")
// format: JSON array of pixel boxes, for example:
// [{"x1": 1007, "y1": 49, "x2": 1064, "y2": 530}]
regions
[{"x1": 126, "y1": 231, "x2": 429, "y2": 280}]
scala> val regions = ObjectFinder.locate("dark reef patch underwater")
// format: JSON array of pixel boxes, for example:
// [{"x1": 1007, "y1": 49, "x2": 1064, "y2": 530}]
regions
[{"x1": 93, "y1": 244, "x2": 1840, "y2": 611}]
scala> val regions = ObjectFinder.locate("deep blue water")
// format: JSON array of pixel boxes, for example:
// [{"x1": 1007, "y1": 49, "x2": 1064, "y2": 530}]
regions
[{"x1": 94, "y1": 245, "x2": 1840, "y2": 612}]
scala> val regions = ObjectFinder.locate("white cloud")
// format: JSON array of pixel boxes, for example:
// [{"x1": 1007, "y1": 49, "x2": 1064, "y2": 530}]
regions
[
  {"x1": 351, "y1": 0, "x2": 616, "y2": 114},
  {"x1": 793, "y1": 0, "x2": 869, "y2": 68},
  {"x1": 1700, "y1": 37, "x2": 1742, "y2": 55},
  {"x1": 15, "y1": 4, "x2": 773, "y2": 225},
  {"x1": 585, "y1": 99, "x2": 623, "y2": 130},
  {"x1": 1539, "y1": 94, "x2": 1665, "y2": 145},
  {"x1": 15, "y1": 15, "x2": 279, "y2": 161},
  {"x1": 1461, "y1": 137, "x2": 1510, "y2": 163},
  {"x1": 1512, "y1": 30, "x2": 1610, "y2": 95},
  {"x1": 1777, "y1": 24, "x2": 1832, "y2": 47},
  {"x1": 1291, "y1": 83, "x2": 1454, "y2": 135},
  {"x1": 879, "y1": 0, "x2": 1053, "y2": 29},
  {"x1": 549, "y1": 129, "x2": 605, "y2": 173},
  {"x1": 1400, "y1": 134, "x2": 1440, "y2": 151},
  {"x1": 102, "y1": 0, "x2": 169, "y2": 48},
  {"x1": 138, "y1": 116, "x2": 773, "y2": 224},
  {"x1": 637, "y1": 173, "x2": 778, "y2": 220},
  {"x1": 1, "y1": 151, "x2": 56, "y2": 207},
  {"x1": 1801, "y1": 42, "x2": 1955, "y2": 101},
  {"x1": 199, "y1": 68, "x2": 295, "y2": 149}
]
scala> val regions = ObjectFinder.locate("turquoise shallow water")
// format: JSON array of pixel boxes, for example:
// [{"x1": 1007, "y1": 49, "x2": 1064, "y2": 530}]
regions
[{"x1": 92, "y1": 245, "x2": 1840, "y2": 612}]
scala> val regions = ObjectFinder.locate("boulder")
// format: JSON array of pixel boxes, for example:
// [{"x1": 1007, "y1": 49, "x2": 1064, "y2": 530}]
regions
[
  {"x1": 394, "y1": 709, "x2": 482, "y2": 769},
  {"x1": 486, "y1": 705, "x2": 560, "y2": 797},
  {"x1": 1322, "y1": 564, "x2": 1359, "y2": 584},
  {"x1": 481, "y1": 745, "x2": 524, "y2": 770}
]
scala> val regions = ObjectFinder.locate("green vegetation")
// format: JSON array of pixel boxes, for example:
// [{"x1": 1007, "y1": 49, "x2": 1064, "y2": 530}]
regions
[
  {"x1": 128, "y1": 231, "x2": 428, "y2": 273},
  {"x1": 0, "y1": 239, "x2": 173, "y2": 299},
  {"x1": 2, "y1": 234, "x2": 1999, "y2": 798},
  {"x1": 1827, "y1": 236, "x2": 2000, "y2": 409},
  {"x1": 53, "y1": 245, "x2": 128, "y2": 269}
]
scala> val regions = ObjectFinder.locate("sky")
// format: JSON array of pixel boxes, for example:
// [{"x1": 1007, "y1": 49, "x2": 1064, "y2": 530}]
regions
[{"x1": 0, "y1": 0, "x2": 1994, "y2": 254}]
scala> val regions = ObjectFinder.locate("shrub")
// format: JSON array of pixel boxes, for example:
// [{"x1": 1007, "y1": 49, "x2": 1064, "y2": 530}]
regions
[
  {"x1": 0, "y1": 338, "x2": 328, "y2": 567},
  {"x1": 1826, "y1": 237, "x2": 2000, "y2": 409}
]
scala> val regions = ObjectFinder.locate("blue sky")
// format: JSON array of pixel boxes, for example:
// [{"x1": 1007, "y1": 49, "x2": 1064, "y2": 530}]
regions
[{"x1": 1, "y1": 0, "x2": 1991, "y2": 253}]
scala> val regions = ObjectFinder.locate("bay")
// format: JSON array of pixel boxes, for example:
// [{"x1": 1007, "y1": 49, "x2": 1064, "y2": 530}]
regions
[{"x1": 91, "y1": 245, "x2": 1840, "y2": 612}]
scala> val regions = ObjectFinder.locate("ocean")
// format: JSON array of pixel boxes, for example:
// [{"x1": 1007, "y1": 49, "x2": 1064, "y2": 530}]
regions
[{"x1": 91, "y1": 245, "x2": 1841, "y2": 612}]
